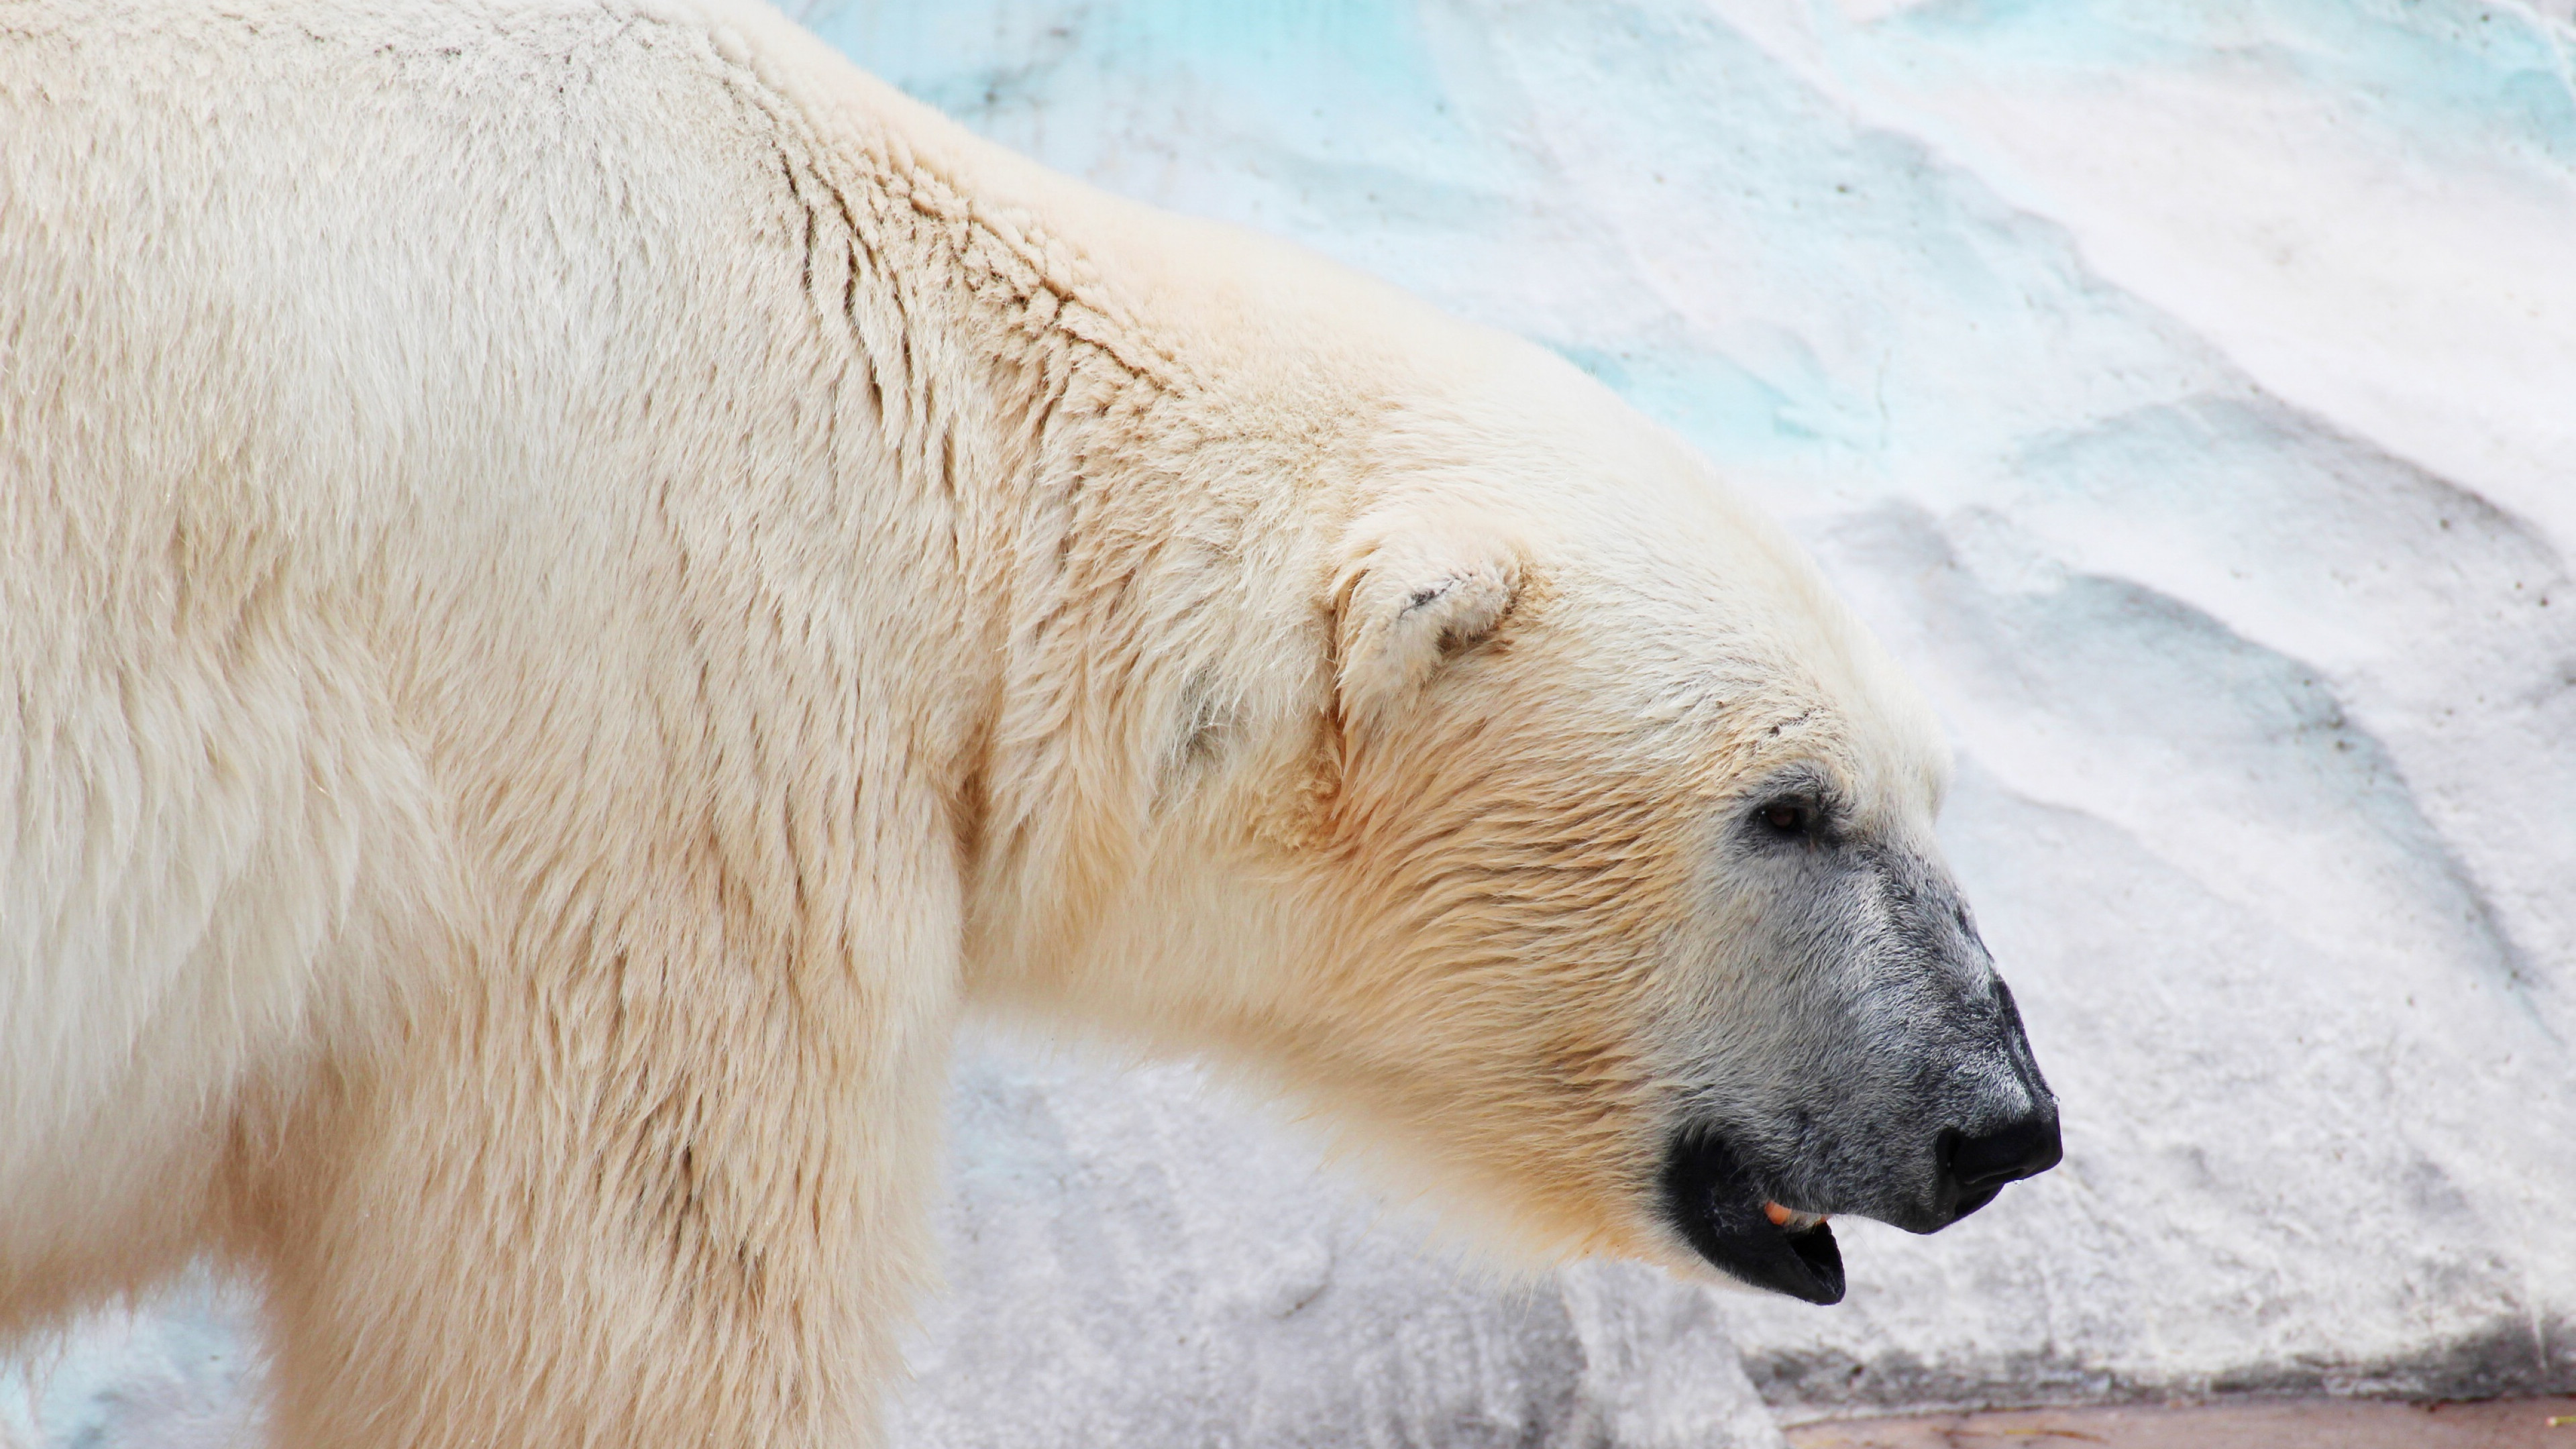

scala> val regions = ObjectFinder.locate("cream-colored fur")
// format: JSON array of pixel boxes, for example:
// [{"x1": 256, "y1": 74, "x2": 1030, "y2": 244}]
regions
[{"x1": 0, "y1": 0, "x2": 1948, "y2": 1442}]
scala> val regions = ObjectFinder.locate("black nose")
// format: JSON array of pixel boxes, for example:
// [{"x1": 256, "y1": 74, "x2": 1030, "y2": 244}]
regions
[{"x1": 1937, "y1": 1110, "x2": 2062, "y2": 1222}]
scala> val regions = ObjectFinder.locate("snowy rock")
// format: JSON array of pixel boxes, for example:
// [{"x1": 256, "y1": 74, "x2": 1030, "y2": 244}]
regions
[
  {"x1": 885, "y1": 1034, "x2": 1783, "y2": 1449},
  {"x1": 0, "y1": 1275, "x2": 264, "y2": 1449},
  {"x1": 808, "y1": 0, "x2": 2576, "y2": 1419}
]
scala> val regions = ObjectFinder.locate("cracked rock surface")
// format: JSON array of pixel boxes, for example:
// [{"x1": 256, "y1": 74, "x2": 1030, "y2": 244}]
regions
[
  {"x1": 886, "y1": 1038, "x2": 1786, "y2": 1448},
  {"x1": 793, "y1": 0, "x2": 2576, "y2": 1419}
]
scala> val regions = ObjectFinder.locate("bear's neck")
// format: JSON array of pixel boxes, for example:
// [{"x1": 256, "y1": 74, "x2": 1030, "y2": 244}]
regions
[{"x1": 797, "y1": 107, "x2": 1373, "y2": 969}]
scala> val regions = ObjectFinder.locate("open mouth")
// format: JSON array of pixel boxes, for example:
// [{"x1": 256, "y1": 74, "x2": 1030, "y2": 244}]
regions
[{"x1": 1658, "y1": 1132, "x2": 1847, "y2": 1305}]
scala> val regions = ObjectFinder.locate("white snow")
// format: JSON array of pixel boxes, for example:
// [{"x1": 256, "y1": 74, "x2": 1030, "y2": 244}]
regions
[{"x1": 11, "y1": 0, "x2": 2574, "y2": 1443}]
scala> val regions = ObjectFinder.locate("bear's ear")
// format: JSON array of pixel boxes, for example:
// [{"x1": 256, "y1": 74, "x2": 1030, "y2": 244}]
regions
[{"x1": 1332, "y1": 517, "x2": 1525, "y2": 725}]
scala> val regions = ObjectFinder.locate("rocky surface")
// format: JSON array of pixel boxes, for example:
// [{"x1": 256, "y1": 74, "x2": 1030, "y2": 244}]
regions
[
  {"x1": 1784, "y1": 1395, "x2": 2576, "y2": 1449},
  {"x1": 802, "y1": 0, "x2": 2576, "y2": 1420},
  {"x1": 884, "y1": 1037, "x2": 1784, "y2": 1448}
]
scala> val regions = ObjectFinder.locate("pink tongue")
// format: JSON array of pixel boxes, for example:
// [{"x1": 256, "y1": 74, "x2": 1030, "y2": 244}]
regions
[{"x1": 1763, "y1": 1202, "x2": 1829, "y2": 1228}]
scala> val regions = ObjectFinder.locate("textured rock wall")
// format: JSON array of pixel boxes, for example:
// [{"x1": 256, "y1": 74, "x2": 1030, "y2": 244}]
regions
[
  {"x1": 796, "y1": 0, "x2": 2576, "y2": 1419},
  {"x1": 884, "y1": 1037, "x2": 1782, "y2": 1448},
  {"x1": 9, "y1": 1, "x2": 2575, "y2": 1443}
]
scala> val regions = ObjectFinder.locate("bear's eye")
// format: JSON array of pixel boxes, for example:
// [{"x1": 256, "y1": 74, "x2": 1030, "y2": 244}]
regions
[{"x1": 1759, "y1": 800, "x2": 1816, "y2": 838}]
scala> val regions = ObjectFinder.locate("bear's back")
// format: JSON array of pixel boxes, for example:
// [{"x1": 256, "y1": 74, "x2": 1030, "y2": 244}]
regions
[{"x1": 0, "y1": 0, "x2": 937, "y2": 1308}]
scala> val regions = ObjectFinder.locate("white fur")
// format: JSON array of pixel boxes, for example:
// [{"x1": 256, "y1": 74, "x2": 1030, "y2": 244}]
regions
[{"x1": 0, "y1": 0, "x2": 1949, "y2": 1442}]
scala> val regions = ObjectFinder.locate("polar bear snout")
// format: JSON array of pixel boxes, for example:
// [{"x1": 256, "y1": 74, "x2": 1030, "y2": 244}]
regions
[
  {"x1": 1918, "y1": 977, "x2": 2061, "y2": 1230},
  {"x1": 1660, "y1": 820, "x2": 2061, "y2": 1297},
  {"x1": 1936, "y1": 1108, "x2": 2063, "y2": 1222}
]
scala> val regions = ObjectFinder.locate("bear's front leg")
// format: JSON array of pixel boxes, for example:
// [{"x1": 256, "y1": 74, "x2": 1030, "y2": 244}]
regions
[{"x1": 244, "y1": 902, "x2": 957, "y2": 1449}]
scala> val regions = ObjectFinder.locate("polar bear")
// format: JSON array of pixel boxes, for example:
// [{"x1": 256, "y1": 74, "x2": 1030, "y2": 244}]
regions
[{"x1": 0, "y1": 0, "x2": 2059, "y2": 1443}]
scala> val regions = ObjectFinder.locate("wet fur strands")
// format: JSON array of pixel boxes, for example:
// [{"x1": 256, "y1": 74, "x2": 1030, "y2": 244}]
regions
[{"x1": 0, "y1": 0, "x2": 2054, "y2": 1444}]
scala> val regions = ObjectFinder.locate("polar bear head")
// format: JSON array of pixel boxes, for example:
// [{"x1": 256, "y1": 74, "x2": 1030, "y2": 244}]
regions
[{"x1": 973, "y1": 304, "x2": 2057, "y2": 1307}]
